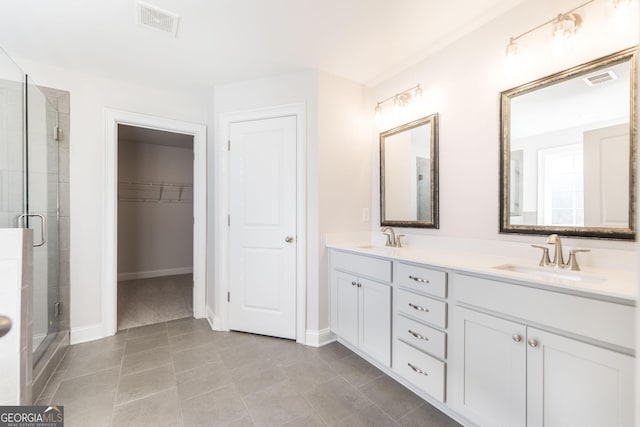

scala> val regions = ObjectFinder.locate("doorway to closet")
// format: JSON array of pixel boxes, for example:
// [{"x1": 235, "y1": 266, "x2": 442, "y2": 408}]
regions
[{"x1": 116, "y1": 124, "x2": 194, "y2": 330}]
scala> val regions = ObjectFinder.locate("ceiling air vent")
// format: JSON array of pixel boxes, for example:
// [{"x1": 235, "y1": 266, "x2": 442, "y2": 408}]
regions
[
  {"x1": 136, "y1": 1, "x2": 179, "y2": 37},
  {"x1": 582, "y1": 70, "x2": 617, "y2": 87}
]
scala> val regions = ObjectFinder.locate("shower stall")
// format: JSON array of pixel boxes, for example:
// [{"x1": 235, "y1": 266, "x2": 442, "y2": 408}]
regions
[{"x1": 0, "y1": 47, "x2": 69, "y2": 402}]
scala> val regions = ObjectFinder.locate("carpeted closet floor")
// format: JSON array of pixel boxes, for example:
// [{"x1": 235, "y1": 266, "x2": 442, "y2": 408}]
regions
[{"x1": 117, "y1": 274, "x2": 193, "y2": 330}]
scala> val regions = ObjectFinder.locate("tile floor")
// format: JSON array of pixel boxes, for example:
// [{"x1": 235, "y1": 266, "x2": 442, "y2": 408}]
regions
[
  {"x1": 117, "y1": 274, "x2": 193, "y2": 330},
  {"x1": 36, "y1": 317, "x2": 461, "y2": 427}
]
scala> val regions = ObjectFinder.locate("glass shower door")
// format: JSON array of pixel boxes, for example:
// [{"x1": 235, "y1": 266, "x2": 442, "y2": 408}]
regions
[{"x1": 25, "y1": 76, "x2": 60, "y2": 364}]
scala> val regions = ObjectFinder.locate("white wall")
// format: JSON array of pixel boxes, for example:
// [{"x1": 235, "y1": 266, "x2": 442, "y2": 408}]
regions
[
  {"x1": 117, "y1": 140, "x2": 193, "y2": 279},
  {"x1": 9, "y1": 57, "x2": 209, "y2": 343},
  {"x1": 369, "y1": 0, "x2": 638, "y2": 252},
  {"x1": 317, "y1": 71, "x2": 371, "y2": 333}
]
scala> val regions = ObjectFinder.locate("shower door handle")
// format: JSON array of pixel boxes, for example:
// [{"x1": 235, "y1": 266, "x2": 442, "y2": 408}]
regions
[
  {"x1": 0, "y1": 316, "x2": 11, "y2": 338},
  {"x1": 18, "y1": 213, "x2": 47, "y2": 247}
]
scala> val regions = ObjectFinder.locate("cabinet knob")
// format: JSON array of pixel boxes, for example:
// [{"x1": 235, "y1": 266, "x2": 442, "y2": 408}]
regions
[
  {"x1": 285, "y1": 236, "x2": 294, "y2": 243},
  {"x1": 351, "y1": 281, "x2": 357, "y2": 287},
  {"x1": 512, "y1": 334, "x2": 522, "y2": 343},
  {"x1": 528, "y1": 339, "x2": 539, "y2": 348},
  {"x1": 357, "y1": 283, "x2": 362, "y2": 288}
]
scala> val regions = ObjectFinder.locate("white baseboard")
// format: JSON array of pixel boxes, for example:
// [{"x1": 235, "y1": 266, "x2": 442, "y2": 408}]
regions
[
  {"x1": 70, "y1": 323, "x2": 104, "y2": 345},
  {"x1": 305, "y1": 328, "x2": 335, "y2": 347},
  {"x1": 206, "y1": 306, "x2": 216, "y2": 330},
  {"x1": 211, "y1": 314, "x2": 229, "y2": 332},
  {"x1": 117, "y1": 267, "x2": 193, "y2": 281}
]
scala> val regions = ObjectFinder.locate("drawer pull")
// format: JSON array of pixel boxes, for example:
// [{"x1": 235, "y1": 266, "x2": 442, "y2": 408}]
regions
[
  {"x1": 408, "y1": 329, "x2": 429, "y2": 341},
  {"x1": 407, "y1": 362, "x2": 428, "y2": 376},
  {"x1": 409, "y1": 275, "x2": 429, "y2": 284},
  {"x1": 351, "y1": 281, "x2": 357, "y2": 287},
  {"x1": 408, "y1": 303, "x2": 429, "y2": 313}
]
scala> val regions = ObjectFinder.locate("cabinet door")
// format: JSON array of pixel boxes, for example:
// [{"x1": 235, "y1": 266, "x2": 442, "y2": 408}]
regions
[
  {"x1": 332, "y1": 271, "x2": 359, "y2": 346},
  {"x1": 527, "y1": 328, "x2": 634, "y2": 427},
  {"x1": 454, "y1": 307, "x2": 526, "y2": 427},
  {"x1": 358, "y1": 278, "x2": 391, "y2": 366}
]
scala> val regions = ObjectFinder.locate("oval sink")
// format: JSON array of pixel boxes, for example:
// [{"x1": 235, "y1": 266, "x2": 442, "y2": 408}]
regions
[{"x1": 493, "y1": 263, "x2": 606, "y2": 284}]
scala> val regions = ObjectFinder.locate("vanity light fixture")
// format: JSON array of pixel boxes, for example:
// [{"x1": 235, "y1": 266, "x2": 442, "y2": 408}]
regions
[
  {"x1": 374, "y1": 84, "x2": 423, "y2": 123},
  {"x1": 504, "y1": 0, "x2": 631, "y2": 57},
  {"x1": 551, "y1": 13, "x2": 582, "y2": 41}
]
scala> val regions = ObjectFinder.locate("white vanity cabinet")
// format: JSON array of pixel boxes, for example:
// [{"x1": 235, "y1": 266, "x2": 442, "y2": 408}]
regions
[
  {"x1": 329, "y1": 250, "x2": 392, "y2": 367},
  {"x1": 451, "y1": 274, "x2": 635, "y2": 427},
  {"x1": 392, "y1": 261, "x2": 450, "y2": 403}
]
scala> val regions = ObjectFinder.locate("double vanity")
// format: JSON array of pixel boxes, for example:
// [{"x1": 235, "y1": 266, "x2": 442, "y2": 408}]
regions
[{"x1": 327, "y1": 237, "x2": 635, "y2": 427}]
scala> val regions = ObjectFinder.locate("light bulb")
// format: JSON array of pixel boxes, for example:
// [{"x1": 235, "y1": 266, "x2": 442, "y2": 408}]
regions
[{"x1": 552, "y1": 13, "x2": 581, "y2": 42}]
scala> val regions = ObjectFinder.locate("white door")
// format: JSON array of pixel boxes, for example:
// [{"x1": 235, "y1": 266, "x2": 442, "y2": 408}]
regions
[
  {"x1": 583, "y1": 123, "x2": 630, "y2": 227},
  {"x1": 454, "y1": 307, "x2": 527, "y2": 427},
  {"x1": 527, "y1": 328, "x2": 634, "y2": 427},
  {"x1": 229, "y1": 116, "x2": 297, "y2": 339}
]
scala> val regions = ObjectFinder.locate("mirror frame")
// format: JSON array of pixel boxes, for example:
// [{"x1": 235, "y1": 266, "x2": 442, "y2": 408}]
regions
[
  {"x1": 500, "y1": 47, "x2": 637, "y2": 240},
  {"x1": 380, "y1": 113, "x2": 439, "y2": 228}
]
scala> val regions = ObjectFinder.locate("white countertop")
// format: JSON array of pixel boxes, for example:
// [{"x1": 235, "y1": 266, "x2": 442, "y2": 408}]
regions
[{"x1": 327, "y1": 240, "x2": 637, "y2": 305}]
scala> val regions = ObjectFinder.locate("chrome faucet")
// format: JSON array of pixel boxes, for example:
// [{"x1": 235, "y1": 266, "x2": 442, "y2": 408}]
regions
[
  {"x1": 381, "y1": 226, "x2": 396, "y2": 247},
  {"x1": 381, "y1": 226, "x2": 404, "y2": 248},
  {"x1": 546, "y1": 234, "x2": 565, "y2": 268},
  {"x1": 531, "y1": 234, "x2": 591, "y2": 271}
]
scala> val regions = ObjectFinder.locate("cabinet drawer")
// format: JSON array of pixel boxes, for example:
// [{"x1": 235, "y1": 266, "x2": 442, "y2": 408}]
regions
[
  {"x1": 395, "y1": 262, "x2": 447, "y2": 298},
  {"x1": 394, "y1": 340, "x2": 445, "y2": 402},
  {"x1": 455, "y1": 273, "x2": 635, "y2": 350},
  {"x1": 331, "y1": 250, "x2": 392, "y2": 283},
  {"x1": 397, "y1": 289, "x2": 447, "y2": 328},
  {"x1": 396, "y1": 315, "x2": 446, "y2": 359}
]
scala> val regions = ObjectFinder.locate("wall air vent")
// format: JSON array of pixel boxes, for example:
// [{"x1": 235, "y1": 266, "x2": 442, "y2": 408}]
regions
[
  {"x1": 582, "y1": 70, "x2": 617, "y2": 87},
  {"x1": 136, "y1": 1, "x2": 179, "y2": 37}
]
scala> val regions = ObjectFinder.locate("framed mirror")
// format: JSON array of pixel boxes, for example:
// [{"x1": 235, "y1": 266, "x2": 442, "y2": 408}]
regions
[
  {"x1": 500, "y1": 47, "x2": 637, "y2": 239},
  {"x1": 380, "y1": 113, "x2": 439, "y2": 228}
]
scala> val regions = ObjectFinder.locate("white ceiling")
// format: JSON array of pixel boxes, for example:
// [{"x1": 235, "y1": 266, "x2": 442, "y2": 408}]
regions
[{"x1": 0, "y1": 0, "x2": 525, "y2": 90}]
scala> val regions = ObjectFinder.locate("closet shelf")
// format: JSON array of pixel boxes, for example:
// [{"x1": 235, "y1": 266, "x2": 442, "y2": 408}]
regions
[{"x1": 118, "y1": 180, "x2": 193, "y2": 203}]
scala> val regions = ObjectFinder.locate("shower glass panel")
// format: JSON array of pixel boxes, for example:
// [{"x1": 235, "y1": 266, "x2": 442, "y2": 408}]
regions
[
  {"x1": 0, "y1": 49, "x2": 25, "y2": 228},
  {"x1": 26, "y1": 76, "x2": 60, "y2": 365}
]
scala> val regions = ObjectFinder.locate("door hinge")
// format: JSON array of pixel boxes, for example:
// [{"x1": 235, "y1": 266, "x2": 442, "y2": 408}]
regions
[
  {"x1": 53, "y1": 127, "x2": 60, "y2": 141},
  {"x1": 227, "y1": 215, "x2": 230, "y2": 226},
  {"x1": 54, "y1": 301, "x2": 62, "y2": 317},
  {"x1": 227, "y1": 291, "x2": 230, "y2": 302},
  {"x1": 228, "y1": 140, "x2": 230, "y2": 151}
]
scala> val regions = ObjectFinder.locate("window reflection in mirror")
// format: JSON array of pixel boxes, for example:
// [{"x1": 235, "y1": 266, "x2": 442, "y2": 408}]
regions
[
  {"x1": 380, "y1": 114, "x2": 439, "y2": 228},
  {"x1": 501, "y1": 48, "x2": 636, "y2": 239}
]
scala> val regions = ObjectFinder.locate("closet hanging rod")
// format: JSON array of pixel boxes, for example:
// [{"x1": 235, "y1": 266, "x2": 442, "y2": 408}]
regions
[{"x1": 118, "y1": 180, "x2": 193, "y2": 188}]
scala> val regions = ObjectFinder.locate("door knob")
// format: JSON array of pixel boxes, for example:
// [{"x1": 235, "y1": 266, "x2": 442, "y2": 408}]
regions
[
  {"x1": 0, "y1": 316, "x2": 12, "y2": 338},
  {"x1": 285, "y1": 236, "x2": 294, "y2": 243}
]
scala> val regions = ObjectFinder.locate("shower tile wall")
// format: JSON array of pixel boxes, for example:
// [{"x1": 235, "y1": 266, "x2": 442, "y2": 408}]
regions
[
  {"x1": 30, "y1": 86, "x2": 70, "y2": 402},
  {"x1": 39, "y1": 86, "x2": 70, "y2": 334}
]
